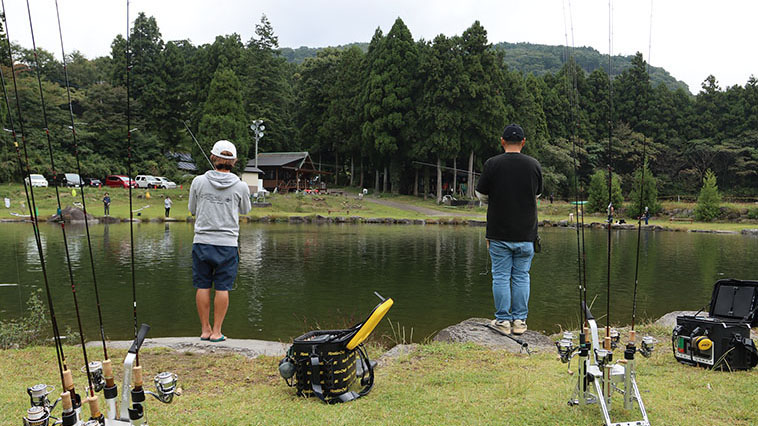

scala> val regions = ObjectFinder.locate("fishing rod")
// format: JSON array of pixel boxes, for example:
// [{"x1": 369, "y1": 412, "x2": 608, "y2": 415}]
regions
[
  {"x1": 182, "y1": 120, "x2": 215, "y2": 169},
  {"x1": 24, "y1": 0, "x2": 97, "y2": 423},
  {"x1": 54, "y1": 1, "x2": 110, "y2": 423},
  {"x1": 630, "y1": 0, "x2": 654, "y2": 336},
  {"x1": 561, "y1": 0, "x2": 586, "y2": 334},
  {"x1": 554, "y1": 3, "x2": 656, "y2": 424},
  {"x1": 0, "y1": 2, "x2": 76, "y2": 423}
]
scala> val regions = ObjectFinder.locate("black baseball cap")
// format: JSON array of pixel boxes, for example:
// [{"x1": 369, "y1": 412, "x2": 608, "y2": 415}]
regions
[{"x1": 502, "y1": 124, "x2": 525, "y2": 142}]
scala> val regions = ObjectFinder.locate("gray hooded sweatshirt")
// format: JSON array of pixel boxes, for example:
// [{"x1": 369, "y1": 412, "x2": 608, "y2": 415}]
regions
[{"x1": 188, "y1": 170, "x2": 251, "y2": 247}]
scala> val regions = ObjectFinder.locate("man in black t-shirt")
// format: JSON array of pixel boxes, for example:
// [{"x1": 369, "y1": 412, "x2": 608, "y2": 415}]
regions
[{"x1": 476, "y1": 124, "x2": 542, "y2": 335}]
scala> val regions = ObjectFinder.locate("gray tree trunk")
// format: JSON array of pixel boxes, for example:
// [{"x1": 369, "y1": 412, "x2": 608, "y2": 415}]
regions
[
  {"x1": 423, "y1": 167, "x2": 430, "y2": 200},
  {"x1": 374, "y1": 168, "x2": 380, "y2": 193},
  {"x1": 413, "y1": 169, "x2": 419, "y2": 197},
  {"x1": 383, "y1": 166, "x2": 388, "y2": 193},
  {"x1": 350, "y1": 156, "x2": 354, "y2": 187},
  {"x1": 436, "y1": 157, "x2": 443, "y2": 204},
  {"x1": 468, "y1": 150, "x2": 474, "y2": 198},
  {"x1": 453, "y1": 157, "x2": 457, "y2": 196},
  {"x1": 334, "y1": 152, "x2": 339, "y2": 185},
  {"x1": 359, "y1": 157, "x2": 364, "y2": 189}
]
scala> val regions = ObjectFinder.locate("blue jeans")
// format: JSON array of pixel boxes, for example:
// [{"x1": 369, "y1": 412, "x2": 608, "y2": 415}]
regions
[{"x1": 489, "y1": 240, "x2": 535, "y2": 321}]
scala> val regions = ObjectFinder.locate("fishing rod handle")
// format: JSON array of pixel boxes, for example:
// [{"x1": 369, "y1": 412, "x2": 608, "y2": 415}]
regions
[
  {"x1": 628, "y1": 330, "x2": 636, "y2": 344},
  {"x1": 102, "y1": 359, "x2": 115, "y2": 386},
  {"x1": 87, "y1": 395, "x2": 102, "y2": 418},
  {"x1": 62, "y1": 369, "x2": 74, "y2": 392},
  {"x1": 61, "y1": 391, "x2": 72, "y2": 411},
  {"x1": 133, "y1": 365, "x2": 143, "y2": 388}
]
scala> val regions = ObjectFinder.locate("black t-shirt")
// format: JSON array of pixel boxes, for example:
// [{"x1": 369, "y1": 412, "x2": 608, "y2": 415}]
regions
[{"x1": 476, "y1": 152, "x2": 543, "y2": 242}]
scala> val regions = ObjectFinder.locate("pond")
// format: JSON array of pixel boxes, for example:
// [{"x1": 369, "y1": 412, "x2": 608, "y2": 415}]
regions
[{"x1": 1, "y1": 222, "x2": 757, "y2": 343}]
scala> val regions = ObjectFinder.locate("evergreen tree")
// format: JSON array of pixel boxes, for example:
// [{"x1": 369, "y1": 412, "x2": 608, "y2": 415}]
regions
[
  {"x1": 587, "y1": 169, "x2": 623, "y2": 213},
  {"x1": 198, "y1": 67, "x2": 249, "y2": 171},
  {"x1": 361, "y1": 18, "x2": 418, "y2": 193},
  {"x1": 629, "y1": 162, "x2": 661, "y2": 216},
  {"x1": 695, "y1": 169, "x2": 721, "y2": 221}
]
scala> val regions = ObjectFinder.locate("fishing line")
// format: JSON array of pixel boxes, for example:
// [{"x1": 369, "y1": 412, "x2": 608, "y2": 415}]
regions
[
  {"x1": 24, "y1": 0, "x2": 95, "y2": 395},
  {"x1": 183, "y1": 120, "x2": 215, "y2": 169},
  {"x1": 630, "y1": 0, "x2": 654, "y2": 332},
  {"x1": 605, "y1": 0, "x2": 615, "y2": 338},
  {"x1": 126, "y1": 0, "x2": 140, "y2": 365},
  {"x1": 0, "y1": 0, "x2": 66, "y2": 389},
  {"x1": 54, "y1": 0, "x2": 109, "y2": 361}
]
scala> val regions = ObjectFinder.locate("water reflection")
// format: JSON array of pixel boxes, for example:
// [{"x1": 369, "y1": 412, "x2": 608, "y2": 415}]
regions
[{"x1": 1, "y1": 222, "x2": 757, "y2": 342}]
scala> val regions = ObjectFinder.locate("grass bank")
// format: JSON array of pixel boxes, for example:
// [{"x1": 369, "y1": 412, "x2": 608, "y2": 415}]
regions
[
  {"x1": 2, "y1": 183, "x2": 757, "y2": 233},
  {"x1": 2, "y1": 325, "x2": 757, "y2": 425}
]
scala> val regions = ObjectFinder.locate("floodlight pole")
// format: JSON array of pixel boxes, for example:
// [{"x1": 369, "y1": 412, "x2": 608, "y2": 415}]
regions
[{"x1": 250, "y1": 120, "x2": 265, "y2": 168}]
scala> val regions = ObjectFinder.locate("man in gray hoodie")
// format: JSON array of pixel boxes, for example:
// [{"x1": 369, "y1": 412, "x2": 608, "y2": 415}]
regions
[{"x1": 188, "y1": 140, "x2": 251, "y2": 342}]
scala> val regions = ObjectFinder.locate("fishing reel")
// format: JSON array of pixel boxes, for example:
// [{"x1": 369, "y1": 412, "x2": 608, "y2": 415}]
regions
[
  {"x1": 82, "y1": 361, "x2": 106, "y2": 393},
  {"x1": 26, "y1": 384, "x2": 57, "y2": 410},
  {"x1": 146, "y1": 372, "x2": 179, "y2": 403},
  {"x1": 638, "y1": 335, "x2": 657, "y2": 358},
  {"x1": 595, "y1": 348, "x2": 613, "y2": 367},
  {"x1": 23, "y1": 406, "x2": 52, "y2": 426},
  {"x1": 556, "y1": 332, "x2": 577, "y2": 363},
  {"x1": 609, "y1": 328, "x2": 621, "y2": 349}
]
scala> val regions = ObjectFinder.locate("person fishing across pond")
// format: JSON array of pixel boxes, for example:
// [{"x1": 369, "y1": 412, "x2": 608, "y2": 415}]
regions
[
  {"x1": 164, "y1": 196, "x2": 172, "y2": 218},
  {"x1": 188, "y1": 140, "x2": 251, "y2": 342},
  {"x1": 103, "y1": 192, "x2": 111, "y2": 216},
  {"x1": 476, "y1": 124, "x2": 543, "y2": 336}
]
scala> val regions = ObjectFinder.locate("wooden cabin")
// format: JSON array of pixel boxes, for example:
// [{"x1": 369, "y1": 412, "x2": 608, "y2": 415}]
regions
[{"x1": 246, "y1": 152, "x2": 329, "y2": 193}]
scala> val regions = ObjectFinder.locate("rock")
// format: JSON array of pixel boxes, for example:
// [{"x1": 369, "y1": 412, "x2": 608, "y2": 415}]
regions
[
  {"x1": 558, "y1": 220, "x2": 569, "y2": 227},
  {"x1": 365, "y1": 217, "x2": 383, "y2": 224},
  {"x1": 377, "y1": 344, "x2": 418, "y2": 366},
  {"x1": 412, "y1": 219, "x2": 426, "y2": 225},
  {"x1": 288, "y1": 216, "x2": 305, "y2": 223},
  {"x1": 654, "y1": 311, "x2": 700, "y2": 329},
  {"x1": 741, "y1": 229, "x2": 758, "y2": 236},
  {"x1": 467, "y1": 220, "x2": 485, "y2": 226},
  {"x1": 433, "y1": 318, "x2": 555, "y2": 353},
  {"x1": 48, "y1": 206, "x2": 96, "y2": 222}
]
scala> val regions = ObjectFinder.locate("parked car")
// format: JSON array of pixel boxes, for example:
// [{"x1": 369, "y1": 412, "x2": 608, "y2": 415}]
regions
[
  {"x1": 104, "y1": 175, "x2": 136, "y2": 188},
  {"x1": 153, "y1": 176, "x2": 177, "y2": 189},
  {"x1": 83, "y1": 178, "x2": 102, "y2": 187},
  {"x1": 135, "y1": 175, "x2": 163, "y2": 189},
  {"x1": 49, "y1": 173, "x2": 83, "y2": 187},
  {"x1": 25, "y1": 174, "x2": 48, "y2": 187}
]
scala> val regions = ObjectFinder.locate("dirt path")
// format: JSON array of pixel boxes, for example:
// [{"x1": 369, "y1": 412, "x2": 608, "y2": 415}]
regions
[{"x1": 364, "y1": 196, "x2": 483, "y2": 217}]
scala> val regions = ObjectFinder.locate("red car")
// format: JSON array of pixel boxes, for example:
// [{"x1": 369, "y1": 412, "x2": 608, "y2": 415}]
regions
[{"x1": 104, "y1": 175, "x2": 137, "y2": 188}]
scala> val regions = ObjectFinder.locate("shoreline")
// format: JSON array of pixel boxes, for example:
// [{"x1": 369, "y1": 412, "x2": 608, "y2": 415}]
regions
[{"x1": 3, "y1": 214, "x2": 757, "y2": 236}]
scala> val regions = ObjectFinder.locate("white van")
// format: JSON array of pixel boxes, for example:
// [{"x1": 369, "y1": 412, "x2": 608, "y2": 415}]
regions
[
  {"x1": 25, "y1": 174, "x2": 48, "y2": 187},
  {"x1": 135, "y1": 175, "x2": 162, "y2": 188}
]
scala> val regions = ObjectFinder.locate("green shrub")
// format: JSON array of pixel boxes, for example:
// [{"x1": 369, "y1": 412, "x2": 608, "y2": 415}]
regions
[
  {"x1": 694, "y1": 169, "x2": 721, "y2": 221},
  {"x1": 0, "y1": 289, "x2": 49, "y2": 349},
  {"x1": 748, "y1": 208, "x2": 758, "y2": 220}
]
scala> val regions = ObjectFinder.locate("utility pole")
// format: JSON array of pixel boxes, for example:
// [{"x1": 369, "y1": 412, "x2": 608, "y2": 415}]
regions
[{"x1": 250, "y1": 120, "x2": 265, "y2": 168}]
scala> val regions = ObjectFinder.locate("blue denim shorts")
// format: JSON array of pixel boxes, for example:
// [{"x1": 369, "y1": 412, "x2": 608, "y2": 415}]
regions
[{"x1": 192, "y1": 243, "x2": 239, "y2": 291}]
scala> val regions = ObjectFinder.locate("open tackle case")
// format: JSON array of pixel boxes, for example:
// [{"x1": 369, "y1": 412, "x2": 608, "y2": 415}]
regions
[
  {"x1": 278, "y1": 292, "x2": 393, "y2": 403},
  {"x1": 673, "y1": 279, "x2": 758, "y2": 370}
]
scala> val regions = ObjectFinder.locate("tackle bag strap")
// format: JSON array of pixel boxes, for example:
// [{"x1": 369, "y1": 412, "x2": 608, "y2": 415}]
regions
[{"x1": 307, "y1": 345, "x2": 375, "y2": 404}]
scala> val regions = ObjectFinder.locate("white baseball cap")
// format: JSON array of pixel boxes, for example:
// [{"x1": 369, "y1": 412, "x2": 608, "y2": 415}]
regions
[{"x1": 211, "y1": 140, "x2": 237, "y2": 159}]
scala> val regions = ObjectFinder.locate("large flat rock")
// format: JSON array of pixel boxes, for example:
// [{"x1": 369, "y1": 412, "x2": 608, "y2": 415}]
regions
[
  {"x1": 433, "y1": 318, "x2": 554, "y2": 353},
  {"x1": 89, "y1": 337, "x2": 289, "y2": 359}
]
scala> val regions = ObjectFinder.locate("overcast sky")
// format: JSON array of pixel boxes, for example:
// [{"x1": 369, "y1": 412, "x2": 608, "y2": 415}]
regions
[{"x1": 3, "y1": 0, "x2": 756, "y2": 94}]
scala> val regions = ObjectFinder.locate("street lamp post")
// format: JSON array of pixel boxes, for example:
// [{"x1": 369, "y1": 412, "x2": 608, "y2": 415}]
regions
[{"x1": 250, "y1": 120, "x2": 265, "y2": 168}]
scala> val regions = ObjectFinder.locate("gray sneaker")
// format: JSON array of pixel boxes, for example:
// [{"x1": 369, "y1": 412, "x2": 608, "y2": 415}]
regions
[
  {"x1": 512, "y1": 319, "x2": 527, "y2": 335},
  {"x1": 490, "y1": 319, "x2": 511, "y2": 335}
]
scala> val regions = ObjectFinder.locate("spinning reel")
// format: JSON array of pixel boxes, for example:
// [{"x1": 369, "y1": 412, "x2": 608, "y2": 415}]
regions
[
  {"x1": 147, "y1": 372, "x2": 180, "y2": 403},
  {"x1": 82, "y1": 361, "x2": 106, "y2": 393}
]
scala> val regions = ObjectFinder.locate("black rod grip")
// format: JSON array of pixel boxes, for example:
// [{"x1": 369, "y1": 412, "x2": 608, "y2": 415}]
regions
[
  {"x1": 583, "y1": 302, "x2": 594, "y2": 321},
  {"x1": 128, "y1": 323, "x2": 151, "y2": 354}
]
